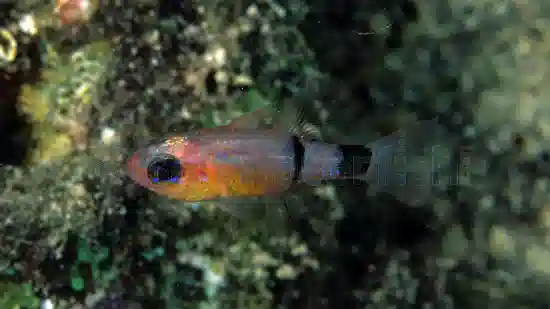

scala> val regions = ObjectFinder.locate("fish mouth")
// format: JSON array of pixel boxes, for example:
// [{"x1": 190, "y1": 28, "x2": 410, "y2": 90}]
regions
[{"x1": 125, "y1": 152, "x2": 147, "y2": 185}]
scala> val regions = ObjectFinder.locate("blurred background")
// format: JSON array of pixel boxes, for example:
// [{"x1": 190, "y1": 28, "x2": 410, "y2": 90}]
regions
[{"x1": 0, "y1": 0, "x2": 549, "y2": 308}]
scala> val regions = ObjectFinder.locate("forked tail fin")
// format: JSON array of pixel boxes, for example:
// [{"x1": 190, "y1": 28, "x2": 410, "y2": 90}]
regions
[{"x1": 360, "y1": 119, "x2": 452, "y2": 206}]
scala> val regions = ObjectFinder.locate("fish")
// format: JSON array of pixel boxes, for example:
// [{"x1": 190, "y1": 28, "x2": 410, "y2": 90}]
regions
[{"x1": 126, "y1": 105, "x2": 451, "y2": 207}]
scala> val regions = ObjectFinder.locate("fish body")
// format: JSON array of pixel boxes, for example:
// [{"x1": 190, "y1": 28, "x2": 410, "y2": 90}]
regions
[
  {"x1": 127, "y1": 130, "x2": 297, "y2": 201},
  {"x1": 126, "y1": 107, "x2": 450, "y2": 206}
]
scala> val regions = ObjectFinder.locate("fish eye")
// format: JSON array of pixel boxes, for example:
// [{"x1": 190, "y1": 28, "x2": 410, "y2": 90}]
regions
[{"x1": 146, "y1": 154, "x2": 183, "y2": 184}]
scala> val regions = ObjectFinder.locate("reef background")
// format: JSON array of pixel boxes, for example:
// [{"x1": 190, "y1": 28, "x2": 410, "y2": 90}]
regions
[{"x1": 0, "y1": 0, "x2": 550, "y2": 308}]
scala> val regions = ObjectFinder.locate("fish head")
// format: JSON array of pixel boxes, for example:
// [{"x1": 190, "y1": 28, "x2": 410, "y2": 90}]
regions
[{"x1": 125, "y1": 136, "x2": 213, "y2": 201}]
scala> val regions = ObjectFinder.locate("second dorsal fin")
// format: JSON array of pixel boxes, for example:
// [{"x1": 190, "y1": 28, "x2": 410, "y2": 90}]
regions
[{"x1": 224, "y1": 95, "x2": 320, "y2": 140}]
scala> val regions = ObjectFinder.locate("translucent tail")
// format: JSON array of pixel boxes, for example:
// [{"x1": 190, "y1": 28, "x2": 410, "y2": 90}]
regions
[{"x1": 360, "y1": 119, "x2": 452, "y2": 206}]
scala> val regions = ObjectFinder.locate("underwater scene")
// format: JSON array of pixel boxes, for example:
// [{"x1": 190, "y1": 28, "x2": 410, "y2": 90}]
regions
[{"x1": 0, "y1": 0, "x2": 549, "y2": 308}]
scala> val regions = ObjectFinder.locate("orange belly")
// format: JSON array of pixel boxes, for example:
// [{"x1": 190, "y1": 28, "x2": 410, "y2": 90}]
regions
[{"x1": 153, "y1": 163, "x2": 292, "y2": 202}]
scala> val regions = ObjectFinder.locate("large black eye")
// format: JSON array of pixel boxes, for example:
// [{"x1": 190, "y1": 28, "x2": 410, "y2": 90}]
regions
[{"x1": 147, "y1": 155, "x2": 183, "y2": 184}]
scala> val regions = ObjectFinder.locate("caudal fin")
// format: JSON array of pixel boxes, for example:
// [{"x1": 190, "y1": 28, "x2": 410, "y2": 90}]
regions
[{"x1": 361, "y1": 119, "x2": 452, "y2": 206}]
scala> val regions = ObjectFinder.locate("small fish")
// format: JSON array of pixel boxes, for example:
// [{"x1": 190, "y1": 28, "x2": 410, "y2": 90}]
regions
[{"x1": 126, "y1": 105, "x2": 450, "y2": 207}]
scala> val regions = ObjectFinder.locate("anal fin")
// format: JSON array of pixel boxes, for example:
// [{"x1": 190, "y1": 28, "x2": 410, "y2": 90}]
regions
[{"x1": 212, "y1": 194, "x2": 301, "y2": 237}]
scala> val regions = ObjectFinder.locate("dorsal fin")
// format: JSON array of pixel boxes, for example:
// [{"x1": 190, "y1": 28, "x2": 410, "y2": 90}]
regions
[
  {"x1": 225, "y1": 101, "x2": 319, "y2": 140},
  {"x1": 223, "y1": 108, "x2": 269, "y2": 130},
  {"x1": 272, "y1": 100, "x2": 320, "y2": 140},
  {"x1": 223, "y1": 89, "x2": 272, "y2": 130}
]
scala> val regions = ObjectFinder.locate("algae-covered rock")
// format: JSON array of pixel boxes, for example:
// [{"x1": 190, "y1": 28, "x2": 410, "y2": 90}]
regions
[
  {"x1": 0, "y1": 1, "x2": 319, "y2": 308},
  {"x1": 0, "y1": 282, "x2": 40, "y2": 309},
  {"x1": 18, "y1": 40, "x2": 114, "y2": 163}
]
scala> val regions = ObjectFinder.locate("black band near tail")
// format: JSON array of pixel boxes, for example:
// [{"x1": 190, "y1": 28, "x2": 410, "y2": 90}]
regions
[
  {"x1": 291, "y1": 135, "x2": 305, "y2": 183},
  {"x1": 337, "y1": 145, "x2": 372, "y2": 177}
]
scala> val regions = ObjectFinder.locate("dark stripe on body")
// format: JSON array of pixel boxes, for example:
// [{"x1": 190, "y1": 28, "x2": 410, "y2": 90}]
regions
[
  {"x1": 291, "y1": 135, "x2": 305, "y2": 183},
  {"x1": 337, "y1": 145, "x2": 372, "y2": 177}
]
